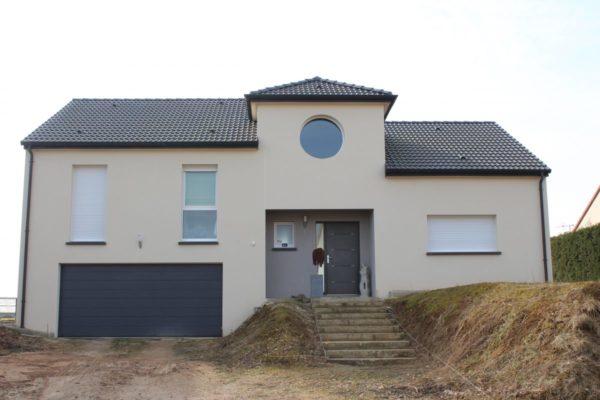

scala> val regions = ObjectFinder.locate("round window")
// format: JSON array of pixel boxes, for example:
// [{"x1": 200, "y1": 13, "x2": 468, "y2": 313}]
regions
[{"x1": 300, "y1": 119, "x2": 343, "y2": 159}]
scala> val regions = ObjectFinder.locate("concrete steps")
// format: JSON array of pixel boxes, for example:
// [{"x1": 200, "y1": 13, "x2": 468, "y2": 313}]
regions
[
  {"x1": 312, "y1": 298, "x2": 416, "y2": 366},
  {"x1": 319, "y1": 324, "x2": 400, "y2": 333},
  {"x1": 314, "y1": 306, "x2": 385, "y2": 314},
  {"x1": 322, "y1": 340, "x2": 410, "y2": 350},
  {"x1": 326, "y1": 348, "x2": 415, "y2": 358},
  {"x1": 320, "y1": 332, "x2": 406, "y2": 341},
  {"x1": 317, "y1": 318, "x2": 395, "y2": 326},
  {"x1": 318, "y1": 312, "x2": 389, "y2": 320}
]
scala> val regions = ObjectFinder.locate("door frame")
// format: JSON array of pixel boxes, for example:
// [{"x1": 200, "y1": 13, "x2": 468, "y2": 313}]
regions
[{"x1": 321, "y1": 221, "x2": 361, "y2": 295}]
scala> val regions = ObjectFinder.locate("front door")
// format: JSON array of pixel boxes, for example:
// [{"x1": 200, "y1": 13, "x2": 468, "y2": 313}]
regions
[{"x1": 324, "y1": 222, "x2": 360, "y2": 295}]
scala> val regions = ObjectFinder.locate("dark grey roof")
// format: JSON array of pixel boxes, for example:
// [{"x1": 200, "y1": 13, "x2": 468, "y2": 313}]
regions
[
  {"x1": 247, "y1": 76, "x2": 394, "y2": 97},
  {"x1": 245, "y1": 77, "x2": 397, "y2": 119},
  {"x1": 21, "y1": 98, "x2": 257, "y2": 148},
  {"x1": 21, "y1": 95, "x2": 550, "y2": 177},
  {"x1": 385, "y1": 121, "x2": 550, "y2": 176}
]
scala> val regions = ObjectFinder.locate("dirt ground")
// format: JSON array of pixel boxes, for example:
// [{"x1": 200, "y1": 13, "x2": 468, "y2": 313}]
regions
[{"x1": 0, "y1": 339, "x2": 481, "y2": 400}]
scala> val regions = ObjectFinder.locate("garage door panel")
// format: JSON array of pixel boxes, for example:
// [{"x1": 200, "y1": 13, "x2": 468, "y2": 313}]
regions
[
  {"x1": 60, "y1": 281, "x2": 219, "y2": 291},
  {"x1": 61, "y1": 322, "x2": 221, "y2": 338},
  {"x1": 59, "y1": 264, "x2": 222, "y2": 337},
  {"x1": 60, "y1": 287, "x2": 222, "y2": 299},
  {"x1": 60, "y1": 306, "x2": 222, "y2": 318},
  {"x1": 60, "y1": 297, "x2": 222, "y2": 309},
  {"x1": 61, "y1": 266, "x2": 222, "y2": 281}
]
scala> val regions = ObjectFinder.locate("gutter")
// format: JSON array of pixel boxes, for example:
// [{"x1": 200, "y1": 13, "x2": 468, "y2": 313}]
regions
[
  {"x1": 21, "y1": 140, "x2": 259, "y2": 149},
  {"x1": 244, "y1": 94, "x2": 398, "y2": 120},
  {"x1": 539, "y1": 175, "x2": 549, "y2": 282},
  {"x1": 20, "y1": 148, "x2": 33, "y2": 328}
]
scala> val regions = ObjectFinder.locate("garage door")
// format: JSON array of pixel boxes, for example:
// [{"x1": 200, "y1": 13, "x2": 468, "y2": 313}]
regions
[{"x1": 59, "y1": 264, "x2": 222, "y2": 337}]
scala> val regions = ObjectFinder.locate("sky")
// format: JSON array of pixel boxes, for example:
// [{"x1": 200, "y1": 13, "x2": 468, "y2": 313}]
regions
[{"x1": 0, "y1": 0, "x2": 598, "y2": 297}]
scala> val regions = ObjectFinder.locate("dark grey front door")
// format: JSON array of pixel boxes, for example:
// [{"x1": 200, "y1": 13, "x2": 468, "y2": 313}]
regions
[{"x1": 324, "y1": 222, "x2": 360, "y2": 295}]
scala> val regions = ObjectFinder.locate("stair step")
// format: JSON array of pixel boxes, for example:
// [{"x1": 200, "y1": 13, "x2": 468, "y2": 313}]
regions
[
  {"x1": 317, "y1": 312, "x2": 389, "y2": 320},
  {"x1": 312, "y1": 300, "x2": 384, "y2": 307},
  {"x1": 320, "y1": 332, "x2": 406, "y2": 341},
  {"x1": 326, "y1": 348, "x2": 416, "y2": 359},
  {"x1": 327, "y1": 357, "x2": 416, "y2": 366},
  {"x1": 313, "y1": 306, "x2": 387, "y2": 314},
  {"x1": 322, "y1": 340, "x2": 410, "y2": 350},
  {"x1": 317, "y1": 318, "x2": 394, "y2": 326},
  {"x1": 319, "y1": 325, "x2": 399, "y2": 334}
]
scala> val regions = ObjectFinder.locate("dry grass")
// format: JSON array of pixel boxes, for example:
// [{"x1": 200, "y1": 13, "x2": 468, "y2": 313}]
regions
[
  {"x1": 0, "y1": 326, "x2": 51, "y2": 355},
  {"x1": 111, "y1": 338, "x2": 149, "y2": 356},
  {"x1": 175, "y1": 299, "x2": 323, "y2": 367},
  {"x1": 388, "y1": 282, "x2": 600, "y2": 399}
]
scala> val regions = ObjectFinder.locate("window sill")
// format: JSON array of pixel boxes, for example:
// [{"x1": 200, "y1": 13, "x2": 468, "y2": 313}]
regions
[
  {"x1": 427, "y1": 251, "x2": 502, "y2": 256},
  {"x1": 178, "y1": 240, "x2": 219, "y2": 245},
  {"x1": 66, "y1": 241, "x2": 106, "y2": 245},
  {"x1": 272, "y1": 247, "x2": 297, "y2": 251}
]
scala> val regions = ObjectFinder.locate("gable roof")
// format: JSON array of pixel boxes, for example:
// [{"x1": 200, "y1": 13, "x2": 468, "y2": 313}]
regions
[
  {"x1": 385, "y1": 121, "x2": 551, "y2": 176},
  {"x1": 21, "y1": 98, "x2": 258, "y2": 148},
  {"x1": 573, "y1": 185, "x2": 600, "y2": 230},
  {"x1": 244, "y1": 77, "x2": 397, "y2": 119},
  {"x1": 247, "y1": 76, "x2": 394, "y2": 97}
]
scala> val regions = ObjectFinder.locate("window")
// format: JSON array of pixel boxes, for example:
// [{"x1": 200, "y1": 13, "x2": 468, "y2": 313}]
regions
[
  {"x1": 182, "y1": 168, "x2": 217, "y2": 241},
  {"x1": 300, "y1": 118, "x2": 343, "y2": 158},
  {"x1": 70, "y1": 166, "x2": 107, "y2": 242},
  {"x1": 274, "y1": 222, "x2": 295, "y2": 248},
  {"x1": 427, "y1": 215, "x2": 498, "y2": 253}
]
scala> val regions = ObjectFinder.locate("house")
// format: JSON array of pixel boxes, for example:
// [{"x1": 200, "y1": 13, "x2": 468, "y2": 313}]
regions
[
  {"x1": 17, "y1": 77, "x2": 552, "y2": 338},
  {"x1": 573, "y1": 185, "x2": 600, "y2": 231}
]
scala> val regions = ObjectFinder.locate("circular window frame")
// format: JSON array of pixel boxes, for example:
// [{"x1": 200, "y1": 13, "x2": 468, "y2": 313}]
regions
[{"x1": 299, "y1": 116, "x2": 344, "y2": 159}]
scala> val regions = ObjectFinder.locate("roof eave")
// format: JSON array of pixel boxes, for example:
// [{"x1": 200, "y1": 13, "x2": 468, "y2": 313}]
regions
[
  {"x1": 22, "y1": 140, "x2": 259, "y2": 149},
  {"x1": 385, "y1": 168, "x2": 552, "y2": 177},
  {"x1": 573, "y1": 185, "x2": 600, "y2": 230},
  {"x1": 244, "y1": 94, "x2": 397, "y2": 121}
]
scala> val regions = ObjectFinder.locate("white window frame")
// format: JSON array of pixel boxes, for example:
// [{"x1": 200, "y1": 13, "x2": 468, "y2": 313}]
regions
[
  {"x1": 182, "y1": 165, "x2": 217, "y2": 242},
  {"x1": 427, "y1": 215, "x2": 499, "y2": 254},
  {"x1": 274, "y1": 222, "x2": 295, "y2": 248},
  {"x1": 69, "y1": 165, "x2": 107, "y2": 243}
]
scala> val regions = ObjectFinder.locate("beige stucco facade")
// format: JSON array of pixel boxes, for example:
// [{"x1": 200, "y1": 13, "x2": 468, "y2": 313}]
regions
[
  {"x1": 18, "y1": 100, "x2": 552, "y2": 336},
  {"x1": 18, "y1": 148, "x2": 266, "y2": 335}
]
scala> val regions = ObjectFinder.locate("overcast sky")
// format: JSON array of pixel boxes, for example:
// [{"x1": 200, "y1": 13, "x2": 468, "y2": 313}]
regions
[{"x1": 0, "y1": 0, "x2": 598, "y2": 297}]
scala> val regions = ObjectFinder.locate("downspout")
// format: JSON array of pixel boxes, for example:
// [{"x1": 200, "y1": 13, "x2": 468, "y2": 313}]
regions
[
  {"x1": 20, "y1": 148, "x2": 33, "y2": 328},
  {"x1": 539, "y1": 175, "x2": 549, "y2": 282}
]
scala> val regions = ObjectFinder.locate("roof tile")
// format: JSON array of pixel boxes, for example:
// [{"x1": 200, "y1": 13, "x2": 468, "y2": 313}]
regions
[
  {"x1": 22, "y1": 98, "x2": 257, "y2": 147},
  {"x1": 385, "y1": 121, "x2": 550, "y2": 175},
  {"x1": 247, "y1": 76, "x2": 393, "y2": 97}
]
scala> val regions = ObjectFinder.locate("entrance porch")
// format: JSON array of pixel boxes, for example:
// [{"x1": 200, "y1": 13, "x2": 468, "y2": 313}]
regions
[{"x1": 265, "y1": 210, "x2": 374, "y2": 299}]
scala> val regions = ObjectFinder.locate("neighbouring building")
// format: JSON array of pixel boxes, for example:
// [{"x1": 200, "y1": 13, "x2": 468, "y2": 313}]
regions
[{"x1": 574, "y1": 185, "x2": 600, "y2": 231}]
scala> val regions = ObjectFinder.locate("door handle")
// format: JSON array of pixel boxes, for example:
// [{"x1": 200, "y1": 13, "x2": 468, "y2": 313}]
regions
[{"x1": 326, "y1": 254, "x2": 331, "y2": 264}]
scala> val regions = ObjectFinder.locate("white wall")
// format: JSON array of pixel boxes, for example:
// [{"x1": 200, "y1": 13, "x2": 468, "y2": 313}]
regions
[
  {"x1": 256, "y1": 102, "x2": 549, "y2": 297},
  {"x1": 21, "y1": 148, "x2": 265, "y2": 335},
  {"x1": 374, "y1": 176, "x2": 548, "y2": 295}
]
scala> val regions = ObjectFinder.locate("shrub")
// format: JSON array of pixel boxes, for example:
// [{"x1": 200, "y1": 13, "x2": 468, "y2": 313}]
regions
[{"x1": 552, "y1": 224, "x2": 600, "y2": 282}]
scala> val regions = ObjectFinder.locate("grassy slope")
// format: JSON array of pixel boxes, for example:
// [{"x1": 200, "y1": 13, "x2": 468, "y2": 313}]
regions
[
  {"x1": 388, "y1": 282, "x2": 600, "y2": 399},
  {"x1": 175, "y1": 300, "x2": 322, "y2": 367},
  {"x1": 0, "y1": 326, "x2": 51, "y2": 355}
]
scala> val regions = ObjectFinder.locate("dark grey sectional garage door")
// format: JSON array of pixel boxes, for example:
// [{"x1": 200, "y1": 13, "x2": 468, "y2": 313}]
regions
[{"x1": 59, "y1": 264, "x2": 222, "y2": 337}]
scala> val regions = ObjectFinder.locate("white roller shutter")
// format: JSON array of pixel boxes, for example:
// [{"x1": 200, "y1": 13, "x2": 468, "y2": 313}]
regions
[
  {"x1": 70, "y1": 166, "x2": 107, "y2": 241},
  {"x1": 427, "y1": 215, "x2": 497, "y2": 252}
]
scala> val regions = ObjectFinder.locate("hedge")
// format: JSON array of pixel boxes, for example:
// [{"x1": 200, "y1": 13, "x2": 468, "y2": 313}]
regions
[{"x1": 551, "y1": 224, "x2": 600, "y2": 282}]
